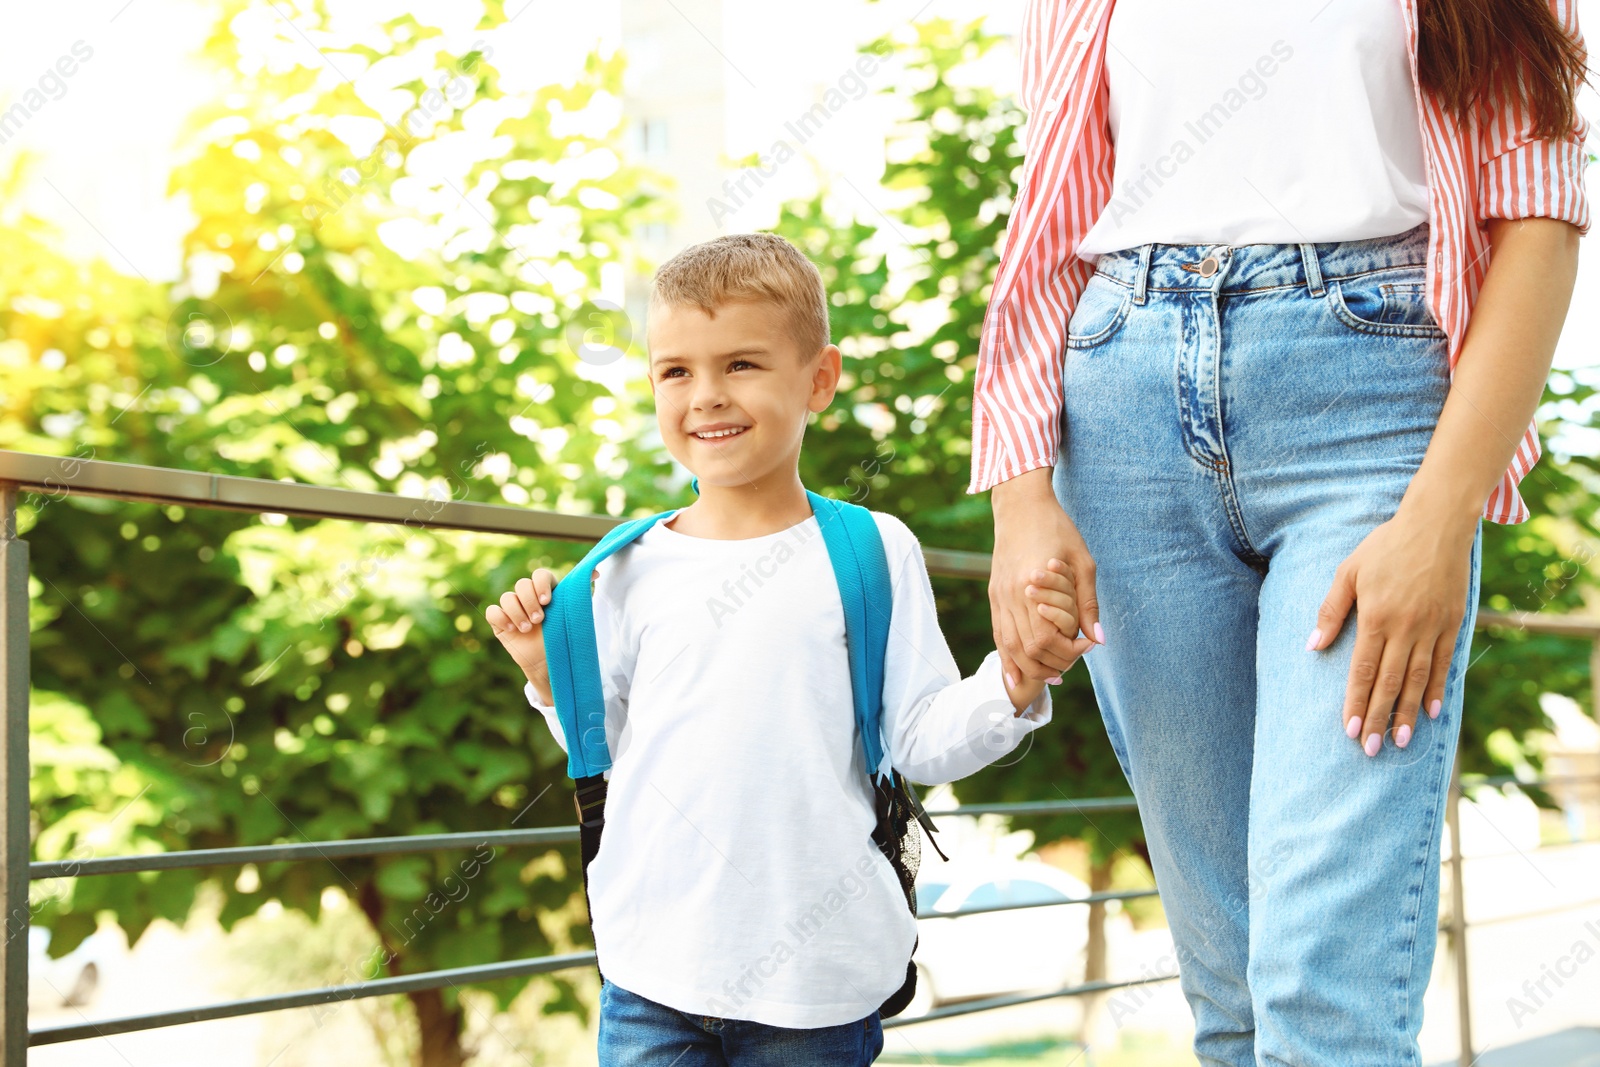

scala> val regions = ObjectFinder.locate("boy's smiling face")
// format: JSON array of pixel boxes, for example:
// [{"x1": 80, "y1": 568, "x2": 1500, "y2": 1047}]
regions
[{"x1": 648, "y1": 299, "x2": 841, "y2": 491}]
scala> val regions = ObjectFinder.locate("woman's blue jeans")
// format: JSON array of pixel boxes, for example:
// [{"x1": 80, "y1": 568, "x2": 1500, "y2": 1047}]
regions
[
  {"x1": 596, "y1": 979, "x2": 884, "y2": 1065},
  {"x1": 1054, "y1": 224, "x2": 1483, "y2": 1067}
]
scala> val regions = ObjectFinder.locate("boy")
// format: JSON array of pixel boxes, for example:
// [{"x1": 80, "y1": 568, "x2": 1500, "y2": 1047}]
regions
[{"x1": 487, "y1": 233, "x2": 1084, "y2": 1065}]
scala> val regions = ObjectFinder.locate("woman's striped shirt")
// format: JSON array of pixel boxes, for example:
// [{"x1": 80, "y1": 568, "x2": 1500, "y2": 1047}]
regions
[{"x1": 970, "y1": 0, "x2": 1591, "y2": 524}]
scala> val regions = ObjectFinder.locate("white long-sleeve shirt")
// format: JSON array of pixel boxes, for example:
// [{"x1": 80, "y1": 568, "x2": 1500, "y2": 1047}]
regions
[{"x1": 525, "y1": 507, "x2": 1052, "y2": 1028}]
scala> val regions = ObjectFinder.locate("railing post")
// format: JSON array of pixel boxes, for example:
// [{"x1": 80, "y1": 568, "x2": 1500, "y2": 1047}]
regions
[
  {"x1": 1590, "y1": 636, "x2": 1600, "y2": 731},
  {"x1": 1, "y1": 483, "x2": 30, "y2": 1066},
  {"x1": 1447, "y1": 751, "x2": 1472, "y2": 1067}
]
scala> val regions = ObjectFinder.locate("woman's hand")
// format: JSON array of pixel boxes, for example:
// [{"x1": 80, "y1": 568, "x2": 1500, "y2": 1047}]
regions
[
  {"x1": 1312, "y1": 219, "x2": 1580, "y2": 756},
  {"x1": 991, "y1": 468, "x2": 1101, "y2": 686},
  {"x1": 1308, "y1": 510, "x2": 1476, "y2": 756}
]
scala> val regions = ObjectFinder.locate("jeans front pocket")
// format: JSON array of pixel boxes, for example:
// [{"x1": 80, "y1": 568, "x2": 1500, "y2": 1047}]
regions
[
  {"x1": 1327, "y1": 266, "x2": 1447, "y2": 339},
  {"x1": 1067, "y1": 273, "x2": 1134, "y2": 350}
]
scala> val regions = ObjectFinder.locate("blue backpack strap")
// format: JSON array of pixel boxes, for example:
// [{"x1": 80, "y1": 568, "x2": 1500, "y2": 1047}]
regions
[
  {"x1": 543, "y1": 509, "x2": 676, "y2": 778},
  {"x1": 806, "y1": 491, "x2": 893, "y2": 784},
  {"x1": 547, "y1": 489, "x2": 895, "y2": 785}
]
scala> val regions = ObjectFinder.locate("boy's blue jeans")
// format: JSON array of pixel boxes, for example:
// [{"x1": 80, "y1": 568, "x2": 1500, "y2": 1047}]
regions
[
  {"x1": 597, "y1": 979, "x2": 884, "y2": 1066},
  {"x1": 1054, "y1": 225, "x2": 1482, "y2": 1067}
]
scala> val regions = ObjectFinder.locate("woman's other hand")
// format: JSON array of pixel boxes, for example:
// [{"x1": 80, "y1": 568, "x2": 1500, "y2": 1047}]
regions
[
  {"x1": 1311, "y1": 218, "x2": 1579, "y2": 757},
  {"x1": 1308, "y1": 513, "x2": 1475, "y2": 756}
]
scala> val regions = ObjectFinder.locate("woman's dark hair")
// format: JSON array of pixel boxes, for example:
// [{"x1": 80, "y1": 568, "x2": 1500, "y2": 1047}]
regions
[{"x1": 1418, "y1": 0, "x2": 1589, "y2": 139}]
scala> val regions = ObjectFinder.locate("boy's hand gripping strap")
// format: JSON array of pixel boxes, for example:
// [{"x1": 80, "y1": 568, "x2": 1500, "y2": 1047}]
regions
[
  {"x1": 543, "y1": 511, "x2": 673, "y2": 779},
  {"x1": 806, "y1": 491, "x2": 893, "y2": 784}
]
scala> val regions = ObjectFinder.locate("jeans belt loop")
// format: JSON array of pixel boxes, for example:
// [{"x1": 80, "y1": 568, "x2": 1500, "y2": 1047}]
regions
[
  {"x1": 1133, "y1": 244, "x2": 1153, "y2": 306},
  {"x1": 1299, "y1": 242, "x2": 1326, "y2": 298}
]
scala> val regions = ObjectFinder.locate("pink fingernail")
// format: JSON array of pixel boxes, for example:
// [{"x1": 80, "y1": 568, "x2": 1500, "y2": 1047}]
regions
[
  {"x1": 1050, "y1": 676, "x2": 1063, "y2": 685},
  {"x1": 1305, "y1": 628, "x2": 1322, "y2": 652},
  {"x1": 1364, "y1": 733, "x2": 1381, "y2": 758},
  {"x1": 1395, "y1": 724, "x2": 1411, "y2": 748},
  {"x1": 519, "y1": 622, "x2": 531, "y2": 632},
  {"x1": 1006, "y1": 673, "x2": 1017, "y2": 689},
  {"x1": 1093, "y1": 622, "x2": 1106, "y2": 644},
  {"x1": 1428, "y1": 699, "x2": 1441, "y2": 719},
  {"x1": 1346, "y1": 716, "x2": 1362, "y2": 739}
]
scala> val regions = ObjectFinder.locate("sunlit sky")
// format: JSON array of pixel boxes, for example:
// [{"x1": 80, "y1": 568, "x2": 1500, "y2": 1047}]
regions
[{"x1": 2, "y1": 0, "x2": 1596, "y2": 376}]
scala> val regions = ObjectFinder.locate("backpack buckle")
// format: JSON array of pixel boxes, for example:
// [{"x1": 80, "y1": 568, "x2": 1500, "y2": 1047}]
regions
[{"x1": 574, "y1": 775, "x2": 608, "y2": 828}]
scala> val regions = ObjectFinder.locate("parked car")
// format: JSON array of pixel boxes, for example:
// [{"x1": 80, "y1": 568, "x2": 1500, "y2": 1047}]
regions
[
  {"x1": 27, "y1": 925, "x2": 113, "y2": 1009},
  {"x1": 908, "y1": 860, "x2": 1093, "y2": 1016}
]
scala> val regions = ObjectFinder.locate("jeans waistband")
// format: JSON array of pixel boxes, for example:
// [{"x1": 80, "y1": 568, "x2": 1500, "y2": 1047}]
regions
[{"x1": 1092, "y1": 223, "x2": 1432, "y2": 301}]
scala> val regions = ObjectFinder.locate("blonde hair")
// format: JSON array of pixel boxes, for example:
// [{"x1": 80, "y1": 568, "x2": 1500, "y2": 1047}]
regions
[{"x1": 649, "y1": 232, "x2": 831, "y2": 359}]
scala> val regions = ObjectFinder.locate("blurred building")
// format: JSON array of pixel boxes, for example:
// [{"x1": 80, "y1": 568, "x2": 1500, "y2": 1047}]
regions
[{"x1": 620, "y1": 0, "x2": 729, "y2": 259}]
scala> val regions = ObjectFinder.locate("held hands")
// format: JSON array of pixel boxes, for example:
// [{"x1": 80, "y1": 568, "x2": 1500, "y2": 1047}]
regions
[
  {"x1": 1017, "y1": 556, "x2": 1094, "y2": 697},
  {"x1": 486, "y1": 568, "x2": 560, "y2": 705},
  {"x1": 1308, "y1": 509, "x2": 1476, "y2": 756},
  {"x1": 989, "y1": 471, "x2": 1102, "y2": 695},
  {"x1": 1024, "y1": 559, "x2": 1083, "y2": 664},
  {"x1": 992, "y1": 559, "x2": 1081, "y2": 716},
  {"x1": 1004, "y1": 559, "x2": 1086, "y2": 713}
]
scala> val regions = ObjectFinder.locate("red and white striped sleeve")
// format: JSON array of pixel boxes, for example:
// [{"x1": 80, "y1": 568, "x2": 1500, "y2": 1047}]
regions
[
  {"x1": 969, "y1": 1, "x2": 1112, "y2": 495},
  {"x1": 1477, "y1": 0, "x2": 1591, "y2": 233},
  {"x1": 1477, "y1": 0, "x2": 1591, "y2": 524}
]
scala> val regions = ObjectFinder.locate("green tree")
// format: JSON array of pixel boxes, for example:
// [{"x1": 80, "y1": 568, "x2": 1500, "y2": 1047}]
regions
[
  {"x1": 1469, "y1": 382, "x2": 1600, "y2": 780},
  {"x1": 11, "y1": 2, "x2": 665, "y2": 1063}
]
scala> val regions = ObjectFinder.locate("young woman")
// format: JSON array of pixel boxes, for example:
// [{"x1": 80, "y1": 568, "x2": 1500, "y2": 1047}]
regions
[{"x1": 974, "y1": 1, "x2": 1587, "y2": 1063}]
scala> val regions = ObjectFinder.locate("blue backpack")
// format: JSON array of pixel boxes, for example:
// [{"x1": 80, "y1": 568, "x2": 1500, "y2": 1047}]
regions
[{"x1": 542, "y1": 487, "x2": 944, "y2": 1018}]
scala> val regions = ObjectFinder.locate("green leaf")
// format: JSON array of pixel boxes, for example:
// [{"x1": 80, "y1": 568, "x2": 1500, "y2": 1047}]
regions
[
  {"x1": 94, "y1": 691, "x2": 153, "y2": 740},
  {"x1": 375, "y1": 856, "x2": 431, "y2": 901},
  {"x1": 428, "y1": 649, "x2": 476, "y2": 686}
]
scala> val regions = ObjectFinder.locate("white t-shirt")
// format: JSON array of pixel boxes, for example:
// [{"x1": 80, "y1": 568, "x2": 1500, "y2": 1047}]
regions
[
  {"x1": 525, "y1": 508, "x2": 1052, "y2": 1028},
  {"x1": 1076, "y1": 0, "x2": 1431, "y2": 256}
]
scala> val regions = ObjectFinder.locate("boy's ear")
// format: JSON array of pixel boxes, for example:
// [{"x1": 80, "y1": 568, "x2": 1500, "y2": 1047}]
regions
[{"x1": 808, "y1": 344, "x2": 843, "y2": 413}]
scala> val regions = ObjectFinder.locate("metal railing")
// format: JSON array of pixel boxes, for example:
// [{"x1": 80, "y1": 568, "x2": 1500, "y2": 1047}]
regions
[
  {"x1": 1456, "y1": 593, "x2": 1600, "y2": 1056},
  {"x1": 1, "y1": 448, "x2": 1597, "y2": 1065}
]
